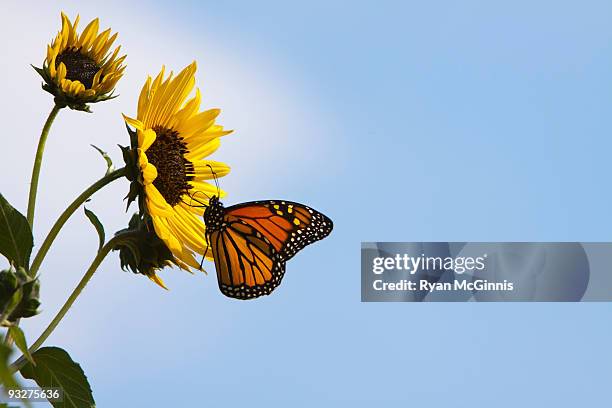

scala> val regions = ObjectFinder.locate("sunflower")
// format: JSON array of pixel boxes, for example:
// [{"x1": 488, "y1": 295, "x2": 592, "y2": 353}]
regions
[
  {"x1": 122, "y1": 62, "x2": 232, "y2": 279},
  {"x1": 34, "y1": 12, "x2": 126, "y2": 111}
]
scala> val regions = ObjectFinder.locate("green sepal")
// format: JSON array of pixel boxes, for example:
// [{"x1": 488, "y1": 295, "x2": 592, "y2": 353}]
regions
[
  {"x1": 124, "y1": 181, "x2": 141, "y2": 212},
  {"x1": 10, "y1": 279, "x2": 41, "y2": 321},
  {"x1": 0, "y1": 268, "x2": 41, "y2": 323},
  {"x1": 31, "y1": 64, "x2": 46, "y2": 78},
  {"x1": 0, "y1": 269, "x2": 19, "y2": 314},
  {"x1": 120, "y1": 123, "x2": 147, "y2": 214}
]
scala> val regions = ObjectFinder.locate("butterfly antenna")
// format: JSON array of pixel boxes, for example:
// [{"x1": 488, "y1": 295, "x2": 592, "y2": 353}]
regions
[
  {"x1": 207, "y1": 164, "x2": 220, "y2": 198},
  {"x1": 185, "y1": 190, "x2": 210, "y2": 208}
]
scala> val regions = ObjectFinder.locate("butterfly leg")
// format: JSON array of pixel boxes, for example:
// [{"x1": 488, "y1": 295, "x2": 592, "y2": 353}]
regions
[{"x1": 199, "y1": 232, "x2": 211, "y2": 272}]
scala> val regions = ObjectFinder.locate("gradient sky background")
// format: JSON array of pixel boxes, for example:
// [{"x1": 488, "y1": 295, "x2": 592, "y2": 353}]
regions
[{"x1": 1, "y1": 0, "x2": 612, "y2": 406}]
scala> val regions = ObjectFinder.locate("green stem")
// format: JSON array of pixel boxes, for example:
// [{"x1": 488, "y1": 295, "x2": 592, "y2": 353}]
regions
[
  {"x1": 29, "y1": 167, "x2": 127, "y2": 276},
  {"x1": 5, "y1": 166, "x2": 126, "y2": 347},
  {"x1": 10, "y1": 231, "x2": 137, "y2": 373},
  {"x1": 4, "y1": 105, "x2": 63, "y2": 346},
  {"x1": 27, "y1": 104, "x2": 62, "y2": 228}
]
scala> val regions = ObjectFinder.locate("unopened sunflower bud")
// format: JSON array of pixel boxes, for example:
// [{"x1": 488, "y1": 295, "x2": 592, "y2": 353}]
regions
[
  {"x1": 0, "y1": 268, "x2": 41, "y2": 322},
  {"x1": 113, "y1": 213, "x2": 174, "y2": 289}
]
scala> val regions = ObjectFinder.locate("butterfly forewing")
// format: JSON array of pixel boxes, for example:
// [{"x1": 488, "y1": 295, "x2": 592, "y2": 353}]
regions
[{"x1": 225, "y1": 200, "x2": 333, "y2": 261}]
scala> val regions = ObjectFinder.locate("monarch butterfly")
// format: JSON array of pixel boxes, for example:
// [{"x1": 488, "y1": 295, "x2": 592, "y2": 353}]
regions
[{"x1": 199, "y1": 195, "x2": 333, "y2": 300}]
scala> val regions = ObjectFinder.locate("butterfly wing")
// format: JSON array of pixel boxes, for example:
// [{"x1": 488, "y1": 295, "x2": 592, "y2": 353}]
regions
[
  {"x1": 208, "y1": 218, "x2": 286, "y2": 300},
  {"x1": 225, "y1": 200, "x2": 333, "y2": 261},
  {"x1": 208, "y1": 200, "x2": 332, "y2": 300}
]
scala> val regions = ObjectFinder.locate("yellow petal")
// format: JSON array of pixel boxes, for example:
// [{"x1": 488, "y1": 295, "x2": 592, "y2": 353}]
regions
[
  {"x1": 91, "y1": 28, "x2": 111, "y2": 58},
  {"x1": 52, "y1": 34, "x2": 62, "y2": 55},
  {"x1": 137, "y1": 76, "x2": 152, "y2": 118},
  {"x1": 152, "y1": 216, "x2": 183, "y2": 253},
  {"x1": 57, "y1": 62, "x2": 67, "y2": 82},
  {"x1": 185, "y1": 137, "x2": 220, "y2": 160},
  {"x1": 142, "y1": 164, "x2": 158, "y2": 185},
  {"x1": 81, "y1": 89, "x2": 96, "y2": 98},
  {"x1": 166, "y1": 216, "x2": 206, "y2": 253},
  {"x1": 140, "y1": 66, "x2": 165, "y2": 125},
  {"x1": 60, "y1": 78, "x2": 72, "y2": 93},
  {"x1": 138, "y1": 151, "x2": 158, "y2": 185},
  {"x1": 139, "y1": 128, "x2": 156, "y2": 151},
  {"x1": 175, "y1": 205, "x2": 207, "y2": 235},
  {"x1": 184, "y1": 129, "x2": 231, "y2": 155},
  {"x1": 96, "y1": 32, "x2": 117, "y2": 61},
  {"x1": 150, "y1": 66, "x2": 166, "y2": 95},
  {"x1": 174, "y1": 246, "x2": 201, "y2": 270},
  {"x1": 178, "y1": 108, "x2": 220, "y2": 138},
  {"x1": 173, "y1": 88, "x2": 201, "y2": 127},
  {"x1": 152, "y1": 214, "x2": 205, "y2": 272},
  {"x1": 102, "y1": 46, "x2": 121, "y2": 69},
  {"x1": 60, "y1": 13, "x2": 70, "y2": 47},
  {"x1": 172, "y1": 257, "x2": 194, "y2": 272},
  {"x1": 46, "y1": 45, "x2": 55, "y2": 64},
  {"x1": 78, "y1": 17, "x2": 99, "y2": 49},
  {"x1": 145, "y1": 185, "x2": 174, "y2": 217},
  {"x1": 49, "y1": 53, "x2": 57, "y2": 77},
  {"x1": 91, "y1": 69, "x2": 103, "y2": 88},
  {"x1": 188, "y1": 182, "x2": 224, "y2": 199},
  {"x1": 154, "y1": 63, "x2": 197, "y2": 127},
  {"x1": 69, "y1": 15, "x2": 80, "y2": 45},
  {"x1": 122, "y1": 114, "x2": 144, "y2": 131},
  {"x1": 71, "y1": 80, "x2": 85, "y2": 95},
  {"x1": 144, "y1": 71, "x2": 175, "y2": 126},
  {"x1": 148, "y1": 274, "x2": 169, "y2": 290},
  {"x1": 192, "y1": 161, "x2": 231, "y2": 180}
]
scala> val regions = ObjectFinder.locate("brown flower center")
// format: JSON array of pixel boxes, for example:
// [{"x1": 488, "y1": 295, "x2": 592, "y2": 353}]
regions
[
  {"x1": 146, "y1": 127, "x2": 194, "y2": 206},
  {"x1": 55, "y1": 49, "x2": 100, "y2": 89}
]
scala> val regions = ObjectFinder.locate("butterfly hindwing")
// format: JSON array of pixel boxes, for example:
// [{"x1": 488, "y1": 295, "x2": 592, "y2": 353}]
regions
[
  {"x1": 209, "y1": 217, "x2": 286, "y2": 300},
  {"x1": 225, "y1": 200, "x2": 333, "y2": 261}
]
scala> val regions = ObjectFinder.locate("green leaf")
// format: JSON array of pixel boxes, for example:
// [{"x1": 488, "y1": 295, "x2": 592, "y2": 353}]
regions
[
  {"x1": 20, "y1": 347, "x2": 95, "y2": 408},
  {"x1": 0, "y1": 343, "x2": 19, "y2": 390},
  {"x1": 90, "y1": 145, "x2": 114, "y2": 175},
  {"x1": 0, "y1": 194, "x2": 33, "y2": 269},
  {"x1": 83, "y1": 208, "x2": 105, "y2": 251},
  {"x1": 7, "y1": 326, "x2": 34, "y2": 365}
]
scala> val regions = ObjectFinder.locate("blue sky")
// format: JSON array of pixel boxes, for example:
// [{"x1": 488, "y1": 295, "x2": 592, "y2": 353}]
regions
[{"x1": 1, "y1": 0, "x2": 612, "y2": 406}]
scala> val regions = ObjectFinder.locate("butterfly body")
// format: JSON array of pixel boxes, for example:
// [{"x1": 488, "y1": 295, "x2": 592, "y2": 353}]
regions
[
  {"x1": 203, "y1": 195, "x2": 226, "y2": 231},
  {"x1": 203, "y1": 196, "x2": 333, "y2": 300}
]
